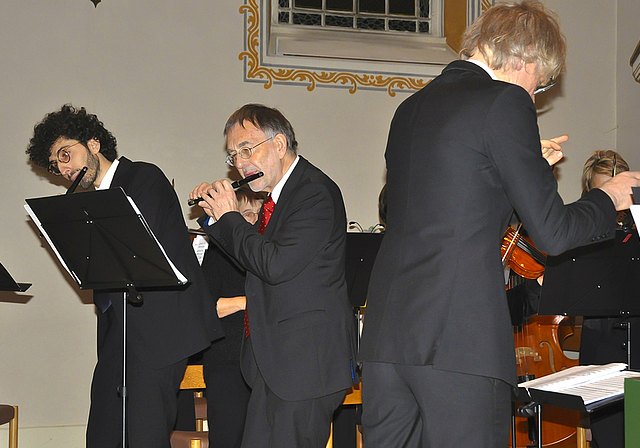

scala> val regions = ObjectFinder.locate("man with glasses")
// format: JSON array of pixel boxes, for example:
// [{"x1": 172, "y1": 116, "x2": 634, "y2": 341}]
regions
[
  {"x1": 190, "y1": 103, "x2": 356, "y2": 448},
  {"x1": 26, "y1": 104, "x2": 222, "y2": 448},
  {"x1": 358, "y1": 1, "x2": 640, "y2": 447}
]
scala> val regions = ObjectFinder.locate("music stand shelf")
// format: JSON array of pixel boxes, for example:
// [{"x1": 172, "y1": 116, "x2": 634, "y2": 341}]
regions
[{"x1": 0, "y1": 262, "x2": 30, "y2": 292}]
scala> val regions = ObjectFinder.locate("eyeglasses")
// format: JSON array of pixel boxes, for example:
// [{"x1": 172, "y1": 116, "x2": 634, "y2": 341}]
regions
[
  {"x1": 47, "y1": 141, "x2": 84, "y2": 175},
  {"x1": 533, "y1": 78, "x2": 555, "y2": 95},
  {"x1": 225, "y1": 136, "x2": 274, "y2": 167}
]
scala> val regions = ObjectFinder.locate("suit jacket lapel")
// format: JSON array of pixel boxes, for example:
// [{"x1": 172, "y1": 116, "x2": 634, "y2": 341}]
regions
[
  {"x1": 262, "y1": 156, "x2": 308, "y2": 238},
  {"x1": 110, "y1": 156, "x2": 132, "y2": 188}
]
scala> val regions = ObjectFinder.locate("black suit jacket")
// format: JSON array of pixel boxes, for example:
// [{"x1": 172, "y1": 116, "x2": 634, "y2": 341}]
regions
[
  {"x1": 95, "y1": 157, "x2": 222, "y2": 369},
  {"x1": 204, "y1": 156, "x2": 356, "y2": 401},
  {"x1": 359, "y1": 61, "x2": 616, "y2": 386}
]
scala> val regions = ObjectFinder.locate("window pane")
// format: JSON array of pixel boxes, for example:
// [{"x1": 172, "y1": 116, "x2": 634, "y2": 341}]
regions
[
  {"x1": 389, "y1": 19, "x2": 416, "y2": 32},
  {"x1": 419, "y1": 0, "x2": 429, "y2": 18},
  {"x1": 326, "y1": 14, "x2": 354, "y2": 27},
  {"x1": 418, "y1": 21, "x2": 430, "y2": 33},
  {"x1": 294, "y1": 0, "x2": 322, "y2": 9},
  {"x1": 326, "y1": 0, "x2": 353, "y2": 12},
  {"x1": 279, "y1": 0, "x2": 290, "y2": 8},
  {"x1": 357, "y1": 17, "x2": 385, "y2": 30},
  {"x1": 389, "y1": 0, "x2": 415, "y2": 16},
  {"x1": 292, "y1": 12, "x2": 322, "y2": 25},
  {"x1": 278, "y1": 11, "x2": 290, "y2": 23},
  {"x1": 359, "y1": 0, "x2": 385, "y2": 14}
]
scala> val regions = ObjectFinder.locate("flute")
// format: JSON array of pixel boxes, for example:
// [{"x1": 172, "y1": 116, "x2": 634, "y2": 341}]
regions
[
  {"x1": 188, "y1": 171, "x2": 264, "y2": 206},
  {"x1": 66, "y1": 166, "x2": 88, "y2": 194}
]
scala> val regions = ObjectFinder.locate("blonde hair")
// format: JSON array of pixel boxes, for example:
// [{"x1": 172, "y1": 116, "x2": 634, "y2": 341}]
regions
[
  {"x1": 581, "y1": 150, "x2": 629, "y2": 195},
  {"x1": 460, "y1": 1, "x2": 566, "y2": 83}
]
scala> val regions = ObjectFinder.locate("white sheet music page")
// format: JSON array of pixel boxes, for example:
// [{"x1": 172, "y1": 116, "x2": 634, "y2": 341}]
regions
[
  {"x1": 630, "y1": 204, "x2": 640, "y2": 230},
  {"x1": 519, "y1": 363, "x2": 640, "y2": 405},
  {"x1": 126, "y1": 196, "x2": 188, "y2": 284},
  {"x1": 192, "y1": 235, "x2": 209, "y2": 266}
]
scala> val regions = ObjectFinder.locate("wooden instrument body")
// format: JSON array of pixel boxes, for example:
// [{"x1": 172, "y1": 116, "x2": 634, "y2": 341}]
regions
[{"x1": 510, "y1": 316, "x2": 582, "y2": 448}]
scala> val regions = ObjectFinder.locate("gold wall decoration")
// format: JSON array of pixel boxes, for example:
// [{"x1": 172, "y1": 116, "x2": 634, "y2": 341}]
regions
[
  {"x1": 631, "y1": 38, "x2": 640, "y2": 83},
  {"x1": 238, "y1": 0, "x2": 431, "y2": 96}
]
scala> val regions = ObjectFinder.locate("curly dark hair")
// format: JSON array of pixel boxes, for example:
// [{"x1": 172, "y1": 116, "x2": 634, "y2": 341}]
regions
[{"x1": 26, "y1": 104, "x2": 118, "y2": 168}]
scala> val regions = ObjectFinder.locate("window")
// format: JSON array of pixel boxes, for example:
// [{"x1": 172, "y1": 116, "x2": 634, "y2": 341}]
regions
[
  {"x1": 277, "y1": 0, "x2": 438, "y2": 35},
  {"x1": 239, "y1": 0, "x2": 489, "y2": 94},
  {"x1": 268, "y1": 0, "x2": 457, "y2": 70}
]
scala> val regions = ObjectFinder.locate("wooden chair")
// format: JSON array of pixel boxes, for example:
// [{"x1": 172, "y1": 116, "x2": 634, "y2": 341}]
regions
[
  {"x1": 0, "y1": 405, "x2": 18, "y2": 448},
  {"x1": 171, "y1": 365, "x2": 208, "y2": 448}
]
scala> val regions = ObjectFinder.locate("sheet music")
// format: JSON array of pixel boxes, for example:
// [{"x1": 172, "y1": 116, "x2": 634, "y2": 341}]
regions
[
  {"x1": 519, "y1": 363, "x2": 639, "y2": 406},
  {"x1": 24, "y1": 203, "x2": 81, "y2": 285},
  {"x1": 126, "y1": 196, "x2": 187, "y2": 284},
  {"x1": 631, "y1": 204, "x2": 640, "y2": 230},
  {"x1": 25, "y1": 193, "x2": 187, "y2": 287},
  {"x1": 559, "y1": 371, "x2": 640, "y2": 405},
  {"x1": 192, "y1": 235, "x2": 209, "y2": 266}
]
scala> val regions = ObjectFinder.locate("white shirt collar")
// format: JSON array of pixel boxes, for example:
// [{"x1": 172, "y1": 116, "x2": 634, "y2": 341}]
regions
[
  {"x1": 467, "y1": 58, "x2": 498, "y2": 80},
  {"x1": 96, "y1": 157, "x2": 120, "y2": 190},
  {"x1": 270, "y1": 155, "x2": 300, "y2": 203}
]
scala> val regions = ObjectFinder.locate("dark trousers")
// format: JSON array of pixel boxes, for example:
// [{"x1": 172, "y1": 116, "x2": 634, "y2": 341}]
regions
[
  {"x1": 240, "y1": 337, "x2": 346, "y2": 448},
  {"x1": 361, "y1": 361, "x2": 512, "y2": 448},
  {"x1": 87, "y1": 305, "x2": 188, "y2": 448},
  {"x1": 202, "y1": 351, "x2": 251, "y2": 448}
]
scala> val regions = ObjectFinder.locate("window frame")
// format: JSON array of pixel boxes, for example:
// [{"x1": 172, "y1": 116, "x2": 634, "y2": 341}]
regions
[{"x1": 238, "y1": 0, "x2": 491, "y2": 95}]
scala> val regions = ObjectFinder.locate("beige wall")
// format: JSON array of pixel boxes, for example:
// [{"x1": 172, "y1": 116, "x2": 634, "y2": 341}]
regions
[
  {"x1": 616, "y1": 1, "x2": 640, "y2": 169},
  {"x1": 0, "y1": 0, "x2": 637, "y2": 445}
]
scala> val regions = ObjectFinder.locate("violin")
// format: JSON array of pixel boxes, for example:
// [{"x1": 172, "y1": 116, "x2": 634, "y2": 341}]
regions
[
  {"x1": 617, "y1": 210, "x2": 635, "y2": 232},
  {"x1": 501, "y1": 225, "x2": 546, "y2": 279}
]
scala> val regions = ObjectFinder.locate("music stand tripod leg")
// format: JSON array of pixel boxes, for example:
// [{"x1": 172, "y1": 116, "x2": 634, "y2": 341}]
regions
[
  {"x1": 536, "y1": 404, "x2": 542, "y2": 448},
  {"x1": 511, "y1": 402, "x2": 517, "y2": 448},
  {"x1": 122, "y1": 291, "x2": 127, "y2": 448}
]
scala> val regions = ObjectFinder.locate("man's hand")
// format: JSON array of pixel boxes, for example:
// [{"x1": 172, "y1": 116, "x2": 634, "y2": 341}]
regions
[
  {"x1": 598, "y1": 171, "x2": 640, "y2": 211},
  {"x1": 189, "y1": 180, "x2": 239, "y2": 220},
  {"x1": 540, "y1": 134, "x2": 568, "y2": 166}
]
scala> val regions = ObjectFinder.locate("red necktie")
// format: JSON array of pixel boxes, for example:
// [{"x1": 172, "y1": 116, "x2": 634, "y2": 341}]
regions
[
  {"x1": 258, "y1": 195, "x2": 275, "y2": 235},
  {"x1": 245, "y1": 195, "x2": 275, "y2": 337}
]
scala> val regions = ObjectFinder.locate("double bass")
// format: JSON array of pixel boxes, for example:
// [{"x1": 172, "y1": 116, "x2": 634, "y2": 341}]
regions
[{"x1": 502, "y1": 225, "x2": 581, "y2": 448}]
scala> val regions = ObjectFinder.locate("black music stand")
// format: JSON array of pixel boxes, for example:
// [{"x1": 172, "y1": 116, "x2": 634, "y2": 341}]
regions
[
  {"x1": 539, "y1": 229, "x2": 640, "y2": 368},
  {"x1": 346, "y1": 232, "x2": 384, "y2": 355},
  {"x1": 539, "y1": 230, "x2": 640, "y2": 318},
  {"x1": 0, "y1": 262, "x2": 31, "y2": 292},
  {"x1": 345, "y1": 232, "x2": 384, "y2": 308},
  {"x1": 512, "y1": 377, "x2": 625, "y2": 448},
  {"x1": 25, "y1": 187, "x2": 186, "y2": 447}
]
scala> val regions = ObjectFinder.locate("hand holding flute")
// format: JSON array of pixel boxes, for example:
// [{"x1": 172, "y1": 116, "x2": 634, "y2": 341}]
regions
[
  {"x1": 188, "y1": 172, "x2": 263, "y2": 206},
  {"x1": 189, "y1": 172, "x2": 263, "y2": 221}
]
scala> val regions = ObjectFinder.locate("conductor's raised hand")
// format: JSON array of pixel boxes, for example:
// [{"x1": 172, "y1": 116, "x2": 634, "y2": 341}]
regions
[{"x1": 540, "y1": 134, "x2": 568, "y2": 167}]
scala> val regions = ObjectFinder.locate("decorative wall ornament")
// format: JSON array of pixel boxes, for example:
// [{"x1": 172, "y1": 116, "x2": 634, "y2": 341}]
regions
[
  {"x1": 239, "y1": 0, "x2": 431, "y2": 96},
  {"x1": 90, "y1": 0, "x2": 101, "y2": 7},
  {"x1": 631, "y1": 39, "x2": 640, "y2": 83}
]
